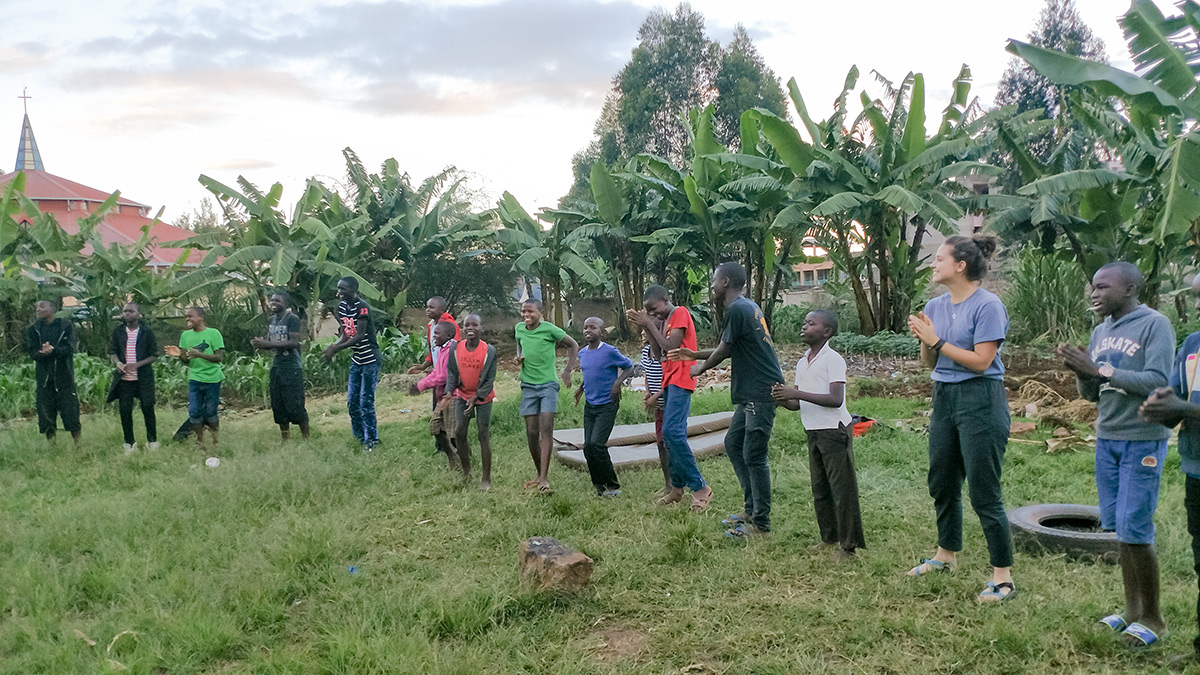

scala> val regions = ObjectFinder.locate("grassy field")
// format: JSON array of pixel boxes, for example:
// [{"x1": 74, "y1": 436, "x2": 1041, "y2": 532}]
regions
[{"x1": 2, "y1": 375, "x2": 1199, "y2": 674}]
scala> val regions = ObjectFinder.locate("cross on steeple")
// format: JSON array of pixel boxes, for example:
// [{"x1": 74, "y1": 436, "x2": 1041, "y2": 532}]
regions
[{"x1": 18, "y1": 87, "x2": 30, "y2": 115}]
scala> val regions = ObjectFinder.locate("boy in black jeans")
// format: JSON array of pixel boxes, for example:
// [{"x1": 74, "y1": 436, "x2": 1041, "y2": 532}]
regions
[
  {"x1": 107, "y1": 302, "x2": 159, "y2": 453},
  {"x1": 573, "y1": 317, "x2": 634, "y2": 497}
]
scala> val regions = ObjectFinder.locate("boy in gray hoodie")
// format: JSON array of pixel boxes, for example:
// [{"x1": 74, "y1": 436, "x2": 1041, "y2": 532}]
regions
[{"x1": 1057, "y1": 262, "x2": 1175, "y2": 648}]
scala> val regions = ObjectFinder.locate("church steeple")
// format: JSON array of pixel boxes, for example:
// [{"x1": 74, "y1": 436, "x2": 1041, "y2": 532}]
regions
[
  {"x1": 15, "y1": 112, "x2": 43, "y2": 172},
  {"x1": 15, "y1": 88, "x2": 43, "y2": 172}
]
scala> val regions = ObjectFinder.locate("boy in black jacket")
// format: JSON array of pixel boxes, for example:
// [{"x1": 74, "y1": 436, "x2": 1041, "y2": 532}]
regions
[
  {"x1": 27, "y1": 300, "x2": 81, "y2": 446},
  {"x1": 107, "y1": 302, "x2": 159, "y2": 453}
]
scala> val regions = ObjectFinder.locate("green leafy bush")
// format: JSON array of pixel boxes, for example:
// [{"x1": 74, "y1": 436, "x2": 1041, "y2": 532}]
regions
[
  {"x1": 829, "y1": 331, "x2": 920, "y2": 358},
  {"x1": 1003, "y1": 247, "x2": 1091, "y2": 345}
]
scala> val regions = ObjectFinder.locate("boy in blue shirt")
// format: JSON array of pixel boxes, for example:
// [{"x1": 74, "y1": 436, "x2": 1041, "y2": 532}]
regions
[
  {"x1": 573, "y1": 317, "x2": 634, "y2": 497},
  {"x1": 1141, "y1": 273, "x2": 1200, "y2": 660}
]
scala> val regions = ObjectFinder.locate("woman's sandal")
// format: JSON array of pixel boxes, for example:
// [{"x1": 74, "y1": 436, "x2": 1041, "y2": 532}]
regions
[
  {"x1": 907, "y1": 558, "x2": 955, "y2": 576},
  {"x1": 1098, "y1": 614, "x2": 1128, "y2": 632},
  {"x1": 977, "y1": 581, "x2": 1017, "y2": 603}
]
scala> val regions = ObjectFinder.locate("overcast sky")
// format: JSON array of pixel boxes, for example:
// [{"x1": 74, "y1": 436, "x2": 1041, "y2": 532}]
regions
[{"x1": 0, "y1": 0, "x2": 1158, "y2": 222}]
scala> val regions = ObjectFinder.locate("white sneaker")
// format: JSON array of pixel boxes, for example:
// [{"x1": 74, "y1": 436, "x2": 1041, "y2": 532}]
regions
[
  {"x1": 146, "y1": 442, "x2": 161, "y2": 451},
  {"x1": 123, "y1": 443, "x2": 137, "y2": 455}
]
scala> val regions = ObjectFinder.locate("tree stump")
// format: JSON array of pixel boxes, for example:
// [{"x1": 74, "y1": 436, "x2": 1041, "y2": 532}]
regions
[{"x1": 519, "y1": 537, "x2": 594, "y2": 591}]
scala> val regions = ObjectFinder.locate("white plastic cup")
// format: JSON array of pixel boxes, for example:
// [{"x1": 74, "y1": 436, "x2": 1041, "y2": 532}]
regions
[{"x1": 205, "y1": 457, "x2": 220, "y2": 468}]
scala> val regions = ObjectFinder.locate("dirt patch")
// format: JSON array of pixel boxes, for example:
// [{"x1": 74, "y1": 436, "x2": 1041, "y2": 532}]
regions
[{"x1": 588, "y1": 625, "x2": 649, "y2": 665}]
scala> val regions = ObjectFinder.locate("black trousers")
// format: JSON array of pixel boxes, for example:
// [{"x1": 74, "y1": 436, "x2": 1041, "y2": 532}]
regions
[
  {"x1": 1185, "y1": 475, "x2": 1200, "y2": 656},
  {"x1": 583, "y1": 400, "x2": 621, "y2": 492},
  {"x1": 116, "y1": 379, "x2": 156, "y2": 444},
  {"x1": 36, "y1": 380, "x2": 80, "y2": 436},
  {"x1": 928, "y1": 378, "x2": 1013, "y2": 568},
  {"x1": 806, "y1": 424, "x2": 866, "y2": 551}
]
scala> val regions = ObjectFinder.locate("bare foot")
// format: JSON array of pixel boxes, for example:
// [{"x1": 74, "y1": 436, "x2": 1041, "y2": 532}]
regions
[{"x1": 523, "y1": 479, "x2": 539, "y2": 489}]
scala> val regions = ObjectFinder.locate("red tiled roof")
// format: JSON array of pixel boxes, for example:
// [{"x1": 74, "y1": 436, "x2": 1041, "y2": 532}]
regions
[
  {"x1": 0, "y1": 169, "x2": 146, "y2": 207},
  {"x1": 1, "y1": 170, "x2": 201, "y2": 266}
]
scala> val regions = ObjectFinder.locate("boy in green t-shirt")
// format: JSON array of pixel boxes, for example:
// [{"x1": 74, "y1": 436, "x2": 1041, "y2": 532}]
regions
[
  {"x1": 514, "y1": 299, "x2": 578, "y2": 492},
  {"x1": 165, "y1": 306, "x2": 225, "y2": 447}
]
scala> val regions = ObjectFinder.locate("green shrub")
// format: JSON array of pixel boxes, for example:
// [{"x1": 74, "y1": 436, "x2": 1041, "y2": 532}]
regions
[
  {"x1": 1003, "y1": 246, "x2": 1091, "y2": 345},
  {"x1": 829, "y1": 331, "x2": 920, "y2": 358}
]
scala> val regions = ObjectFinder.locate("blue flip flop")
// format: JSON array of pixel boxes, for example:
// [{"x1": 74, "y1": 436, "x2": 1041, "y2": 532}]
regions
[
  {"x1": 908, "y1": 558, "x2": 953, "y2": 576},
  {"x1": 1123, "y1": 622, "x2": 1168, "y2": 648},
  {"x1": 977, "y1": 581, "x2": 1017, "y2": 602},
  {"x1": 1098, "y1": 614, "x2": 1127, "y2": 632}
]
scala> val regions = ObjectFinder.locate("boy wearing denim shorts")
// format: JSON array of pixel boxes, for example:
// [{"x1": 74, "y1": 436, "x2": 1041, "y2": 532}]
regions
[
  {"x1": 1059, "y1": 262, "x2": 1175, "y2": 648},
  {"x1": 514, "y1": 299, "x2": 578, "y2": 492},
  {"x1": 165, "y1": 306, "x2": 225, "y2": 448}
]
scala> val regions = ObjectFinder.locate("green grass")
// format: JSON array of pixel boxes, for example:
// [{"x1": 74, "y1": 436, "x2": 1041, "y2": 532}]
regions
[{"x1": 1, "y1": 376, "x2": 1198, "y2": 673}]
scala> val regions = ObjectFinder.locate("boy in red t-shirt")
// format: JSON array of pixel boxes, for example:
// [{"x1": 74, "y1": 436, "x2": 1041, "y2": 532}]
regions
[
  {"x1": 627, "y1": 285, "x2": 714, "y2": 511},
  {"x1": 444, "y1": 314, "x2": 498, "y2": 491}
]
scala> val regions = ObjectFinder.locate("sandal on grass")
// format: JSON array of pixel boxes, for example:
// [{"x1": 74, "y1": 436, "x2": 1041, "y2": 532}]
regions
[
  {"x1": 537, "y1": 483, "x2": 554, "y2": 495},
  {"x1": 977, "y1": 581, "x2": 1017, "y2": 603},
  {"x1": 1098, "y1": 614, "x2": 1128, "y2": 632},
  {"x1": 655, "y1": 489, "x2": 683, "y2": 506},
  {"x1": 724, "y1": 523, "x2": 769, "y2": 539},
  {"x1": 689, "y1": 486, "x2": 713, "y2": 512},
  {"x1": 722, "y1": 512, "x2": 748, "y2": 526},
  {"x1": 1122, "y1": 622, "x2": 1168, "y2": 648},
  {"x1": 907, "y1": 558, "x2": 954, "y2": 576}
]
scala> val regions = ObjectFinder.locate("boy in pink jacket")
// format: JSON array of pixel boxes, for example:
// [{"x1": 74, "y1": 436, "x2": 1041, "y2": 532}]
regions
[{"x1": 410, "y1": 322, "x2": 458, "y2": 467}]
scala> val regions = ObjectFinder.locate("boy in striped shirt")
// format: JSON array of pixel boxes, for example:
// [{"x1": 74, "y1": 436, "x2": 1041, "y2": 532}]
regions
[
  {"x1": 323, "y1": 277, "x2": 381, "y2": 451},
  {"x1": 640, "y1": 325, "x2": 670, "y2": 493}
]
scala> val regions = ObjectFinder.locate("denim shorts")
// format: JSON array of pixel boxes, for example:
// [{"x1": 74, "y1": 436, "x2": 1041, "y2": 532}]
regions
[
  {"x1": 519, "y1": 381, "x2": 559, "y2": 416},
  {"x1": 188, "y1": 380, "x2": 221, "y2": 426},
  {"x1": 1096, "y1": 438, "x2": 1168, "y2": 544}
]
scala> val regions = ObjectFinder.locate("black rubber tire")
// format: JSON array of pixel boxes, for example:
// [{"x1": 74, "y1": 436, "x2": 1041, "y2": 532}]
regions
[{"x1": 1008, "y1": 503, "x2": 1119, "y2": 563}]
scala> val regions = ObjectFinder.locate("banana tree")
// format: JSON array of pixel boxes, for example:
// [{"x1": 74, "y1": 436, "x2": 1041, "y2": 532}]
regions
[
  {"x1": 182, "y1": 175, "x2": 382, "y2": 332},
  {"x1": 493, "y1": 192, "x2": 602, "y2": 327},
  {"x1": 749, "y1": 66, "x2": 993, "y2": 333},
  {"x1": 1006, "y1": 0, "x2": 1200, "y2": 304},
  {"x1": 343, "y1": 148, "x2": 484, "y2": 312}
]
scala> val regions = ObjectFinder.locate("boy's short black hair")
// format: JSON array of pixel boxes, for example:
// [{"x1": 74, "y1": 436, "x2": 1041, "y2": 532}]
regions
[
  {"x1": 435, "y1": 321, "x2": 457, "y2": 337},
  {"x1": 643, "y1": 285, "x2": 670, "y2": 303},
  {"x1": 809, "y1": 309, "x2": 839, "y2": 337},
  {"x1": 523, "y1": 298, "x2": 543, "y2": 311}
]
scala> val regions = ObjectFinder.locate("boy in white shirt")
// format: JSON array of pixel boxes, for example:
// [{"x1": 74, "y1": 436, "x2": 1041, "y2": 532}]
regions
[{"x1": 773, "y1": 309, "x2": 866, "y2": 561}]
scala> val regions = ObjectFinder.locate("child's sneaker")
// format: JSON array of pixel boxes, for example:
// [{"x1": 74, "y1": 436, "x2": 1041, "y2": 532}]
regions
[
  {"x1": 122, "y1": 443, "x2": 137, "y2": 455},
  {"x1": 600, "y1": 489, "x2": 622, "y2": 498},
  {"x1": 146, "y1": 442, "x2": 161, "y2": 451}
]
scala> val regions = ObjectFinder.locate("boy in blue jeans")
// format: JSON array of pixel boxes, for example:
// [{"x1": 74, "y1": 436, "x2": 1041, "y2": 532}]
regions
[
  {"x1": 573, "y1": 317, "x2": 634, "y2": 496},
  {"x1": 1059, "y1": 262, "x2": 1174, "y2": 648},
  {"x1": 165, "y1": 306, "x2": 225, "y2": 448}
]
